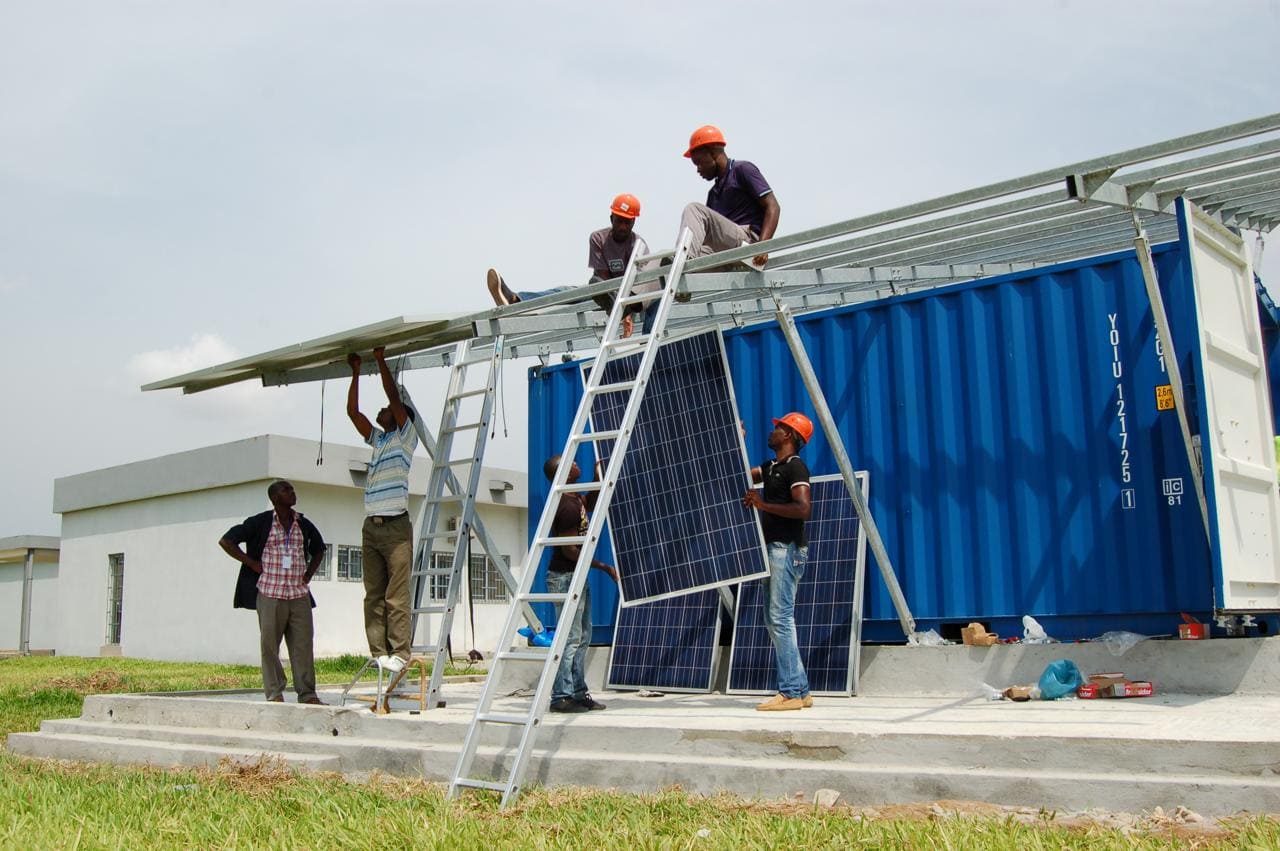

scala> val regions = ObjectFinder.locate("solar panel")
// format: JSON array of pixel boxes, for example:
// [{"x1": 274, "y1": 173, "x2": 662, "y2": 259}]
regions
[
  {"x1": 588, "y1": 330, "x2": 768, "y2": 606},
  {"x1": 605, "y1": 590, "x2": 723, "y2": 692},
  {"x1": 726, "y1": 473, "x2": 869, "y2": 696}
]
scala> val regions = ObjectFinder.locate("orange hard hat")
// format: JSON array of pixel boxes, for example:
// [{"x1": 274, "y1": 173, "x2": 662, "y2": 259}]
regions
[
  {"x1": 772, "y1": 412, "x2": 814, "y2": 445},
  {"x1": 610, "y1": 193, "x2": 641, "y2": 219},
  {"x1": 684, "y1": 124, "x2": 727, "y2": 157}
]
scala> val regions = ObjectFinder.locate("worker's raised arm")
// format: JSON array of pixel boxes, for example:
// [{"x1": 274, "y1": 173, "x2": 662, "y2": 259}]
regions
[
  {"x1": 374, "y1": 347, "x2": 409, "y2": 430},
  {"x1": 346, "y1": 353, "x2": 373, "y2": 441}
]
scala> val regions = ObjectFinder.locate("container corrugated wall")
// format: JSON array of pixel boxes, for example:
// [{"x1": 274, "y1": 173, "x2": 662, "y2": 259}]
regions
[{"x1": 528, "y1": 241, "x2": 1224, "y2": 642}]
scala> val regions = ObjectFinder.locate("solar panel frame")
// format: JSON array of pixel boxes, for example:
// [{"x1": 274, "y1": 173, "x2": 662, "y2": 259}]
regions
[
  {"x1": 585, "y1": 329, "x2": 769, "y2": 607},
  {"x1": 725, "y1": 473, "x2": 870, "y2": 697},
  {"x1": 604, "y1": 590, "x2": 724, "y2": 693}
]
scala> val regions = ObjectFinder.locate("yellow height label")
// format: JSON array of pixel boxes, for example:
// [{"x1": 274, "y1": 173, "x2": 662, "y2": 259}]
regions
[{"x1": 1155, "y1": 384, "x2": 1175, "y2": 411}]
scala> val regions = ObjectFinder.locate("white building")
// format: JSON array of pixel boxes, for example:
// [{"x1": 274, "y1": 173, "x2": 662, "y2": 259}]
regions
[
  {"x1": 52, "y1": 435, "x2": 529, "y2": 665},
  {"x1": 0, "y1": 536, "x2": 60, "y2": 654}
]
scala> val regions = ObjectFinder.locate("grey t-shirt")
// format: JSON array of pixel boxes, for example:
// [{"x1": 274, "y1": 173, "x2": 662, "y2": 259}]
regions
[{"x1": 588, "y1": 228, "x2": 650, "y2": 279}]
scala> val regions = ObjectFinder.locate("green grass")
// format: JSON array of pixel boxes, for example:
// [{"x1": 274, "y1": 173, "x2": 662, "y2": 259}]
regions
[{"x1": 0, "y1": 656, "x2": 1275, "y2": 849}]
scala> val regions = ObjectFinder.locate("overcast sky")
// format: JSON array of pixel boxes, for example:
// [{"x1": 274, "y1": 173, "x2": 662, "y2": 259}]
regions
[{"x1": 2, "y1": 1, "x2": 1278, "y2": 537}]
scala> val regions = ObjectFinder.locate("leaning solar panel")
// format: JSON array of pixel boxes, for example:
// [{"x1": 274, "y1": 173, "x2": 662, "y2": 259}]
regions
[
  {"x1": 726, "y1": 473, "x2": 869, "y2": 696},
  {"x1": 606, "y1": 589, "x2": 723, "y2": 692},
  {"x1": 587, "y1": 330, "x2": 767, "y2": 606}
]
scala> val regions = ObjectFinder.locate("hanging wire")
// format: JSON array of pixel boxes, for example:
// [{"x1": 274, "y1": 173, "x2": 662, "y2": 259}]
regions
[{"x1": 315, "y1": 379, "x2": 326, "y2": 466}]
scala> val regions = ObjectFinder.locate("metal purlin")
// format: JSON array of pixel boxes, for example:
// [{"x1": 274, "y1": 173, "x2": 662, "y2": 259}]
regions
[{"x1": 448, "y1": 230, "x2": 695, "y2": 807}]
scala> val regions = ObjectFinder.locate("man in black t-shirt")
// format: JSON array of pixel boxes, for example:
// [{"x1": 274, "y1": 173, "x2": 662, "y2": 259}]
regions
[
  {"x1": 743, "y1": 412, "x2": 814, "y2": 711},
  {"x1": 542, "y1": 454, "x2": 619, "y2": 713}
]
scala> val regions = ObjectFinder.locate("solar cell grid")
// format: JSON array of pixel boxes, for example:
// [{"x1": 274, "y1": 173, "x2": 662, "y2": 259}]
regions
[
  {"x1": 727, "y1": 474, "x2": 868, "y2": 696},
  {"x1": 588, "y1": 330, "x2": 768, "y2": 606},
  {"x1": 605, "y1": 590, "x2": 722, "y2": 692}
]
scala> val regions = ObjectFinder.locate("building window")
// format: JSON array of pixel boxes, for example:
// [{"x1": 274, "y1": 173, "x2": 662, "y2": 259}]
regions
[
  {"x1": 106, "y1": 553, "x2": 125, "y2": 645},
  {"x1": 470, "y1": 555, "x2": 510, "y2": 603},
  {"x1": 336, "y1": 546, "x2": 363, "y2": 582},
  {"x1": 313, "y1": 545, "x2": 332, "y2": 581},
  {"x1": 429, "y1": 552, "x2": 454, "y2": 601},
  {"x1": 422, "y1": 553, "x2": 510, "y2": 603}
]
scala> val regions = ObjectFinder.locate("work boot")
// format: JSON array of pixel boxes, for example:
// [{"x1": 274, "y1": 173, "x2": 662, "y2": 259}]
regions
[
  {"x1": 549, "y1": 697, "x2": 589, "y2": 713},
  {"x1": 487, "y1": 269, "x2": 519, "y2": 306},
  {"x1": 266, "y1": 695, "x2": 284, "y2": 703},
  {"x1": 755, "y1": 693, "x2": 786, "y2": 710},
  {"x1": 576, "y1": 695, "x2": 606, "y2": 711},
  {"x1": 757, "y1": 696, "x2": 805, "y2": 712},
  {"x1": 301, "y1": 696, "x2": 326, "y2": 706},
  {"x1": 802, "y1": 694, "x2": 813, "y2": 708}
]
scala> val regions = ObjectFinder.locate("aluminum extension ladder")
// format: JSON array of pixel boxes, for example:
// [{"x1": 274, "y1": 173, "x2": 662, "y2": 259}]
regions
[
  {"x1": 447, "y1": 229, "x2": 695, "y2": 806},
  {"x1": 408, "y1": 336, "x2": 506, "y2": 709}
]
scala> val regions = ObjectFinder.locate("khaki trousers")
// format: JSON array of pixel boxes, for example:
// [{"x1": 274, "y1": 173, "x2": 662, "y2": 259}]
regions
[
  {"x1": 362, "y1": 513, "x2": 413, "y2": 660},
  {"x1": 256, "y1": 595, "x2": 317, "y2": 702},
  {"x1": 678, "y1": 202, "x2": 755, "y2": 259}
]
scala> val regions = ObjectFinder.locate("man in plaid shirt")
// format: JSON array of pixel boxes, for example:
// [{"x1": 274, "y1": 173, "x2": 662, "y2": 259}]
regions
[{"x1": 220, "y1": 480, "x2": 328, "y2": 704}]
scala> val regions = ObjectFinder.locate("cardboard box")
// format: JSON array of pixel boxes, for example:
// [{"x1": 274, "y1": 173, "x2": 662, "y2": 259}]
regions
[
  {"x1": 1106, "y1": 681, "x2": 1154, "y2": 698},
  {"x1": 961, "y1": 623, "x2": 999, "y2": 647}
]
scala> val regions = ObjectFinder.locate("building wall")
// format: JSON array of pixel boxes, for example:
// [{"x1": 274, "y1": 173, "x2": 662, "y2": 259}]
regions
[
  {"x1": 56, "y1": 480, "x2": 528, "y2": 663},
  {"x1": 0, "y1": 560, "x2": 58, "y2": 652}
]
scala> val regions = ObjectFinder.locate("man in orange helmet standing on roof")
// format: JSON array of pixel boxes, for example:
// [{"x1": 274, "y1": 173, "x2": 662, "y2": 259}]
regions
[
  {"x1": 680, "y1": 125, "x2": 780, "y2": 271},
  {"x1": 742, "y1": 411, "x2": 813, "y2": 711},
  {"x1": 486, "y1": 193, "x2": 651, "y2": 336}
]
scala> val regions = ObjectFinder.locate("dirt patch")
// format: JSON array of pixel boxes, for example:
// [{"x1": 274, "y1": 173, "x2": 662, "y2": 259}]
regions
[
  {"x1": 202, "y1": 755, "x2": 301, "y2": 795},
  {"x1": 198, "y1": 675, "x2": 243, "y2": 690},
  {"x1": 45, "y1": 670, "x2": 127, "y2": 694}
]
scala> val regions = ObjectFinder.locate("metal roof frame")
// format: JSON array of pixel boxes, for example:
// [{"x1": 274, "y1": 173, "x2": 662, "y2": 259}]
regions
[{"x1": 145, "y1": 113, "x2": 1280, "y2": 395}]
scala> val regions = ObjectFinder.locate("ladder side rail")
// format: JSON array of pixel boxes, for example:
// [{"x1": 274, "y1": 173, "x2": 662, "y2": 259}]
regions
[
  {"x1": 425, "y1": 337, "x2": 504, "y2": 707},
  {"x1": 448, "y1": 239, "x2": 659, "y2": 797},
  {"x1": 496, "y1": 238, "x2": 692, "y2": 806}
]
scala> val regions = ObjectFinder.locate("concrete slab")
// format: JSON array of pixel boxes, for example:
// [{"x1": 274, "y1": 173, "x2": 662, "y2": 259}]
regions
[{"x1": 10, "y1": 683, "x2": 1280, "y2": 815}]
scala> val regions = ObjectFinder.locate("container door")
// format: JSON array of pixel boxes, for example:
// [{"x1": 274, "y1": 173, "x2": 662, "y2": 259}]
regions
[{"x1": 1183, "y1": 199, "x2": 1280, "y2": 611}]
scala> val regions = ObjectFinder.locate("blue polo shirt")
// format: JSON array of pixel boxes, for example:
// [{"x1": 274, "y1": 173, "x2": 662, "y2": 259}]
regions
[{"x1": 706, "y1": 159, "x2": 773, "y2": 235}]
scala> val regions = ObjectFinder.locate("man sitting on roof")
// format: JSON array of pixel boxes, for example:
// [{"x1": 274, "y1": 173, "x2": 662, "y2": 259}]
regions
[
  {"x1": 678, "y1": 124, "x2": 780, "y2": 272},
  {"x1": 486, "y1": 193, "x2": 651, "y2": 337}
]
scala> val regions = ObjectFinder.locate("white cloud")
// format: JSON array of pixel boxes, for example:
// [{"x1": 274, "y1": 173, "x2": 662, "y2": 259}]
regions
[
  {"x1": 129, "y1": 333, "x2": 294, "y2": 421},
  {"x1": 129, "y1": 332, "x2": 240, "y2": 381}
]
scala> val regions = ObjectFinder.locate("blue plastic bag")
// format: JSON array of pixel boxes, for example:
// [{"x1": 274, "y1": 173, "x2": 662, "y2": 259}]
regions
[
  {"x1": 1038, "y1": 659, "x2": 1084, "y2": 700},
  {"x1": 518, "y1": 626, "x2": 554, "y2": 648}
]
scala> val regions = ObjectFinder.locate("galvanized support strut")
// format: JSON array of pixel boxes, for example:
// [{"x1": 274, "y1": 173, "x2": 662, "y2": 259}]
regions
[
  {"x1": 20, "y1": 548, "x2": 34, "y2": 655},
  {"x1": 772, "y1": 300, "x2": 917, "y2": 638},
  {"x1": 1128, "y1": 211, "x2": 1212, "y2": 540}
]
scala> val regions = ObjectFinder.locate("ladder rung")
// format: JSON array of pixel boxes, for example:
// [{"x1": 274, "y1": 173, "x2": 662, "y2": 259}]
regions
[
  {"x1": 428, "y1": 494, "x2": 465, "y2": 504},
  {"x1": 416, "y1": 530, "x2": 460, "y2": 540},
  {"x1": 570, "y1": 430, "x2": 620, "y2": 443},
  {"x1": 600, "y1": 333, "x2": 651, "y2": 351},
  {"x1": 450, "y1": 387, "x2": 490, "y2": 400},
  {"x1": 410, "y1": 645, "x2": 442, "y2": 654},
  {"x1": 536, "y1": 535, "x2": 586, "y2": 546},
  {"x1": 411, "y1": 567, "x2": 456, "y2": 577},
  {"x1": 588, "y1": 380, "x2": 637, "y2": 396},
  {"x1": 522, "y1": 592, "x2": 569, "y2": 603},
  {"x1": 618, "y1": 291, "x2": 661, "y2": 307},
  {"x1": 478, "y1": 712, "x2": 530, "y2": 725},
  {"x1": 497, "y1": 649, "x2": 548, "y2": 663},
  {"x1": 443, "y1": 422, "x2": 484, "y2": 433},
  {"x1": 454, "y1": 778, "x2": 509, "y2": 793},
  {"x1": 552, "y1": 481, "x2": 602, "y2": 494},
  {"x1": 414, "y1": 604, "x2": 450, "y2": 614}
]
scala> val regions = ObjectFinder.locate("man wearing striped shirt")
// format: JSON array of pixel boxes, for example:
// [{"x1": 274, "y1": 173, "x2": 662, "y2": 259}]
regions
[{"x1": 347, "y1": 346, "x2": 419, "y2": 675}]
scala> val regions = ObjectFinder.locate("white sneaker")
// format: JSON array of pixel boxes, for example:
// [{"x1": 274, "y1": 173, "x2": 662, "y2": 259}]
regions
[
  {"x1": 374, "y1": 655, "x2": 391, "y2": 669},
  {"x1": 382, "y1": 655, "x2": 407, "y2": 674}
]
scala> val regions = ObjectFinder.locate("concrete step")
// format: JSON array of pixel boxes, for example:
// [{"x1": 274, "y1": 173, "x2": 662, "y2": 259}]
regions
[
  {"x1": 6, "y1": 730, "x2": 341, "y2": 773},
  {"x1": 72, "y1": 693, "x2": 1280, "y2": 781},
  {"x1": 12, "y1": 721, "x2": 1280, "y2": 816}
]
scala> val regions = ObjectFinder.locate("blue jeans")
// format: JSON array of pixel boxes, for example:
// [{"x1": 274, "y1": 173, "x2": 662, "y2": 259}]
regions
[
  {"x1": 516, "y1": 286, "x2": 572, "y2": 301},
  {"x1": 545, "y1": 570, "x2": 591, "y2": 702},
  {"x1": 764, "y1": 542, "x2": 809, "y2": 698}
]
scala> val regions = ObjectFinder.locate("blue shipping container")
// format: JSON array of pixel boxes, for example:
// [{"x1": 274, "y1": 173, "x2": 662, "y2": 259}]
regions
[{"x1": 527, "y1": 240, "x2": 1261, "y2": 643}]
